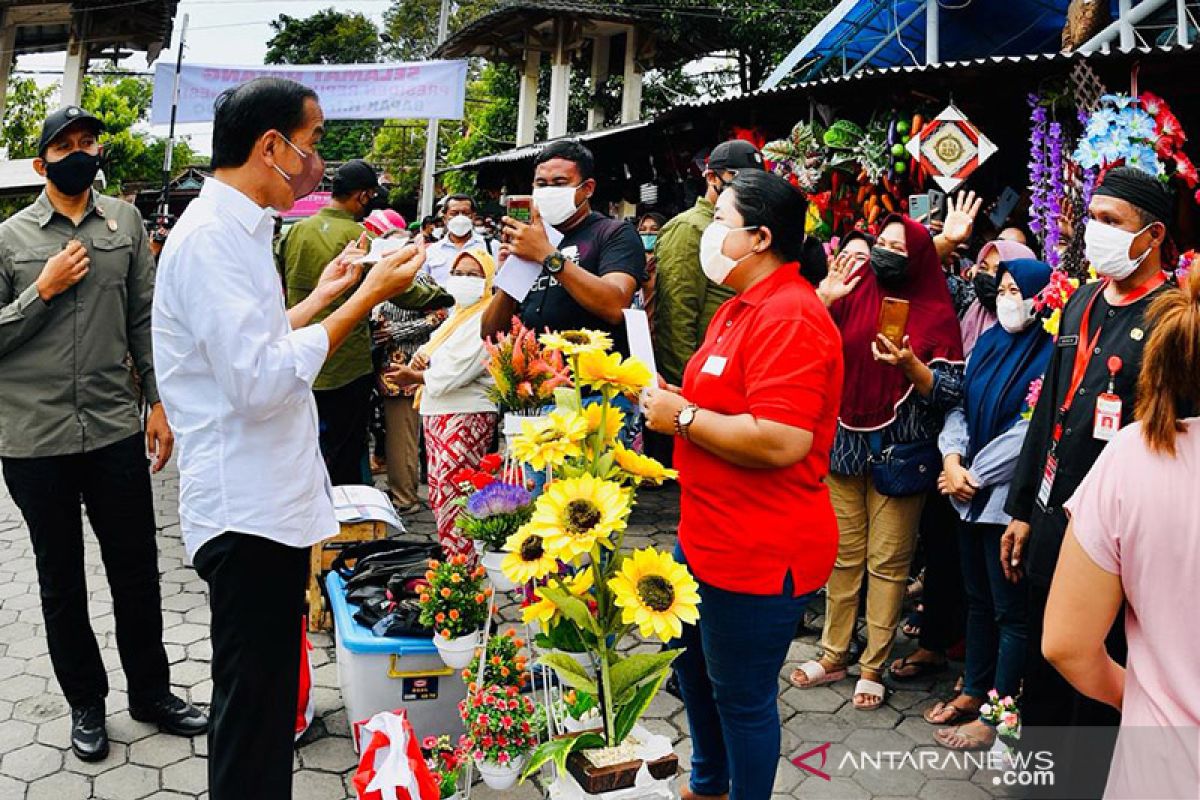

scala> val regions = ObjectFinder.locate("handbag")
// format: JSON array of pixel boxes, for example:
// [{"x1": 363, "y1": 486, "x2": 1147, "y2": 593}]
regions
[{"x1": 867, "y1": 432, "x2": 940, "y2": 498}]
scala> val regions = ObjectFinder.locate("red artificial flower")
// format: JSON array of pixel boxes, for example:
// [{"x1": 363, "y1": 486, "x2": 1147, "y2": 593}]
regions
[
  {"x1": 521, "y1": 721, "x2": 531, "y2": 733},
  {"x1": 498, "y1": 735, "x2": 508, "y2": 748},
  {"x1": 506, "y1": 685, "x2": 519, "y2": 697},
  {"x1": 479, "y1": 453, "x2": 503, "y2": 473},
  {"x1": 1175, "y1": 152, "x2": 1199, "y2": 187},
  {"x1": 422, "y1": 736, "x2": 437, "y2": 750},
  {"x1": 469, "y1": 472, "x2": 494, "y2": 490}
]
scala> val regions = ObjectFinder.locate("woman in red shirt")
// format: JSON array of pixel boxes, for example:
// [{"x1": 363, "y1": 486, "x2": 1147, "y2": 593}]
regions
[{"x1": 644, "y1": 171, "x2": 844, "y2": 800}]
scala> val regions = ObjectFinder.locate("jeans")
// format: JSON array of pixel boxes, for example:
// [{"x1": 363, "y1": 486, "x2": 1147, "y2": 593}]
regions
[
  {"x1": 314, "y1": 374, "x2": 375, "y2": 486},
  {"x1": 194, "y1": 532, "x2": 309, "y2": 800},
  {"x1": 958, "y1": 520, "x2": 1026, "y2": 699},
  {"x1": 1, "y1": 433, "x2": 170, "y2": 709},
  {"x1": 671, "y1": 544, "x2": 813, "y2": 800}
]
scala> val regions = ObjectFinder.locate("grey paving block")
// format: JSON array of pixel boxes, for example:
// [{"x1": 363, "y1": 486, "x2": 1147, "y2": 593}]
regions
[
  {"x1": 93, "y1": 763, "x2": 160, "y2": 799},
  {"x1": 0, "y1": 744, "x2": 62, "y2": 782},
  {"x1": 128, "y1": 736, "x2": 193, "y2": 768},
  {"x1": 25, "y1": 771, "x2": 91, "y2": 800},
  {"x1": 160, "y1": 757, "x2": 207, "y2": 795}
]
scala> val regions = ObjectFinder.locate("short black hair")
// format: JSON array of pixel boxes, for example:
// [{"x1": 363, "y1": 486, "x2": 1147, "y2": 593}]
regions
[
  {"x1": 728, "y1": 170, "x2": 827, "y2": 284},
  {"x1": 421, "y1": 216, "x2": 436, "y2": 228},
  {"x1": 211, "y1": 78, "x2": 318, "y2": 170},
  {"x1": 535, "y1": 139, "x2": 594, "y2": 181},
  {"x1": 444, "y1": 194, "x2": 476, "y2": 212},
  {"x1": 638, "y1": 212, "x2": 667, "y2": 228}
]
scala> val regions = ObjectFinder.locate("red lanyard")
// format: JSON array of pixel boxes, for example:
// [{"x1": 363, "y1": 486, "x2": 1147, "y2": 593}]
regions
[{"x1": 1057, "y1": 271, "x2": 1167, "y2": 427}]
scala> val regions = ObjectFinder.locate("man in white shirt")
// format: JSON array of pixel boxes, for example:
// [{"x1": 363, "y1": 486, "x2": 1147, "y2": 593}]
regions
[
  {"x1": 423, "y1": 193, "x2": 497, "y2": 286},
  {"x1": 153, "y1": 77, "x2": 425, "y2": 800}
]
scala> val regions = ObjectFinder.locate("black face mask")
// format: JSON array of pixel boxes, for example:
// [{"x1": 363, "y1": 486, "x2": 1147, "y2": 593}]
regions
[
  {"x1": 870, "y1": 246, "x2": 909, "y2": 290},
  {"x1": 44, "y1": 150, "x2": 102, "y2": 197},
  {"x1": 972, "y1": 271, "x2": 999, "y2": 313}
]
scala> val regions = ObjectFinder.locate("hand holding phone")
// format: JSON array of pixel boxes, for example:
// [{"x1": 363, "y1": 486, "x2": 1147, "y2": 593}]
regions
[{"x1": 877, "y1": 297, "x2": 910, "y2": 348}]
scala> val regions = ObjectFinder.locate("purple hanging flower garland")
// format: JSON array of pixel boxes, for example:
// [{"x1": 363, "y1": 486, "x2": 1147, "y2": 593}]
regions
[{"x1": 1027, "y1": 94, "x2": 1068, "y2": 268}]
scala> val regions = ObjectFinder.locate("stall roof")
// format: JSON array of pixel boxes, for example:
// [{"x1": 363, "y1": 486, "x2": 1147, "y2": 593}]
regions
[
  {"x1": 4, "y1": 0, "x2": 180, "y2": 62},
  {"x1": 440, "y1": 119, "x2": 652, "y2": 172},
  {"x1": 762, "y1": 0, "x2": 1072, "y2": 88},
  {"x1": 0, "y1": 158, "x2": 44, "y2": 198}
]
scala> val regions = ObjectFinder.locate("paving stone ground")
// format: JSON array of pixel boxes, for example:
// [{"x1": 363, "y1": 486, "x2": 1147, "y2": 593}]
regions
[{"x1": 0, "y1": 465, "x2": 1021, "y2": 799}]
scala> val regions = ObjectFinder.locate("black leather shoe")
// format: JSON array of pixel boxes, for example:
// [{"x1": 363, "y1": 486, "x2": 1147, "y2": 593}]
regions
[
  {"x1": 129, "y1": 694, "x2": 209, "y2": 737},
  {"x1": 71, "y1": 704, "x2": 109, "y2": 762}
]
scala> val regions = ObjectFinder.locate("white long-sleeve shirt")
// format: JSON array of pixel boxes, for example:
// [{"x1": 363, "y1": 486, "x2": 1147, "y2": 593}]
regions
[{"x1": 152, "y1": 177, "x2": 338, "y2": 559}]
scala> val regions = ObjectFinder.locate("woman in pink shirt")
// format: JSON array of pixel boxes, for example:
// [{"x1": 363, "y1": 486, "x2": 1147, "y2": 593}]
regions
[{"x1": 1044, "y1": 267, "x2": 1200, "y2": 799}]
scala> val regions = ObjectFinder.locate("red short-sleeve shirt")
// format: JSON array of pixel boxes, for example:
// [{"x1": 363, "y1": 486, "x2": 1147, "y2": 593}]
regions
[{"x1": 675, "y1": 264, "x2": 844, "y2": 596}]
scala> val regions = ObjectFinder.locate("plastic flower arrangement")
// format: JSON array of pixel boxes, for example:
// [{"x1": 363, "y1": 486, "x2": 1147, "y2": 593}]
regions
[
  {"x1": 421, "y1": 735, "x2": 468, "y2": 799},
  {"x1": 462, "y1": 628, "x2": 529, "y2": 691},
  {"x1": 458, "y1": 684, "x2": 538, "y2": 767},
  {"x1": 1021, "y1": 377, "x2": 1044, "y2": 422},
  {"x1": 455, "y1": 481, "x2": 535, "y2": 552},
  {"x1": 980, "y1": 690, "x2": 1021, "y2": 746},
  {"x1": 496, "y1": 330, "x2": 695, "y2": 778},
  {"x1": 484, "y1": 318, "x2": 572, "y2": 415},
  {"x1": 417, "y1": 556, "x2": 491, "y2": 639},
  {"x1": 1032, "y1": 269, "x2": 1082, "y2": 338}
]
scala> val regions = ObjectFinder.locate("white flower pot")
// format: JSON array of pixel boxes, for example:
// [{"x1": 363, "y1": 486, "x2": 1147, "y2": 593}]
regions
[
  {"x1": 562, "y1": 715, "x2": 602, "y2": 734},
  {"x1": 433, "y1": 629, "x2": 481, "y2": 669},
  {"x1": 481, "y1": 548, "x2": 518, "y2": 592},
  {"x1": 476, "y1": 755, "x2": 526, "y2": 790},
  {"x1": 503, "y1": 413, "x2": 531, "y2": 438}
]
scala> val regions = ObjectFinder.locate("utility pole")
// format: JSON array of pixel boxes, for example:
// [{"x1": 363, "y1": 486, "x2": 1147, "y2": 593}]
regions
[
  {"x1": 158, "y1": 12, "x2": 189, "y2": 219},
  {"x1": 419, "y1": 0, "x2": 452, "y2": 219}
]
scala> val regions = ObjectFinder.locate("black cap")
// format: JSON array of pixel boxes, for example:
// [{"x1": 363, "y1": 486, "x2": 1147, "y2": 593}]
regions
[
  {"x1": 707, "y1": 139, "x2": 764, "y2": 172},
  {"x1": 38, "y1": 106, "x2": 103, "y2": 157},
  {"x1": 331, "y1": 159, "x2": 380, "y2": 195},
  {"x1": 1094, "y1": 166, "x2": 1174, "y2": 226}
]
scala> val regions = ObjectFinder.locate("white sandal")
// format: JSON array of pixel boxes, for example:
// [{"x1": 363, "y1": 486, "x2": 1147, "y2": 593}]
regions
[
  {"x1": 852, "y1": 678, "x2": 887, "y2": 709},
  {"x1": 789, "y1": 660, "x2": 848, "y2": 689}
]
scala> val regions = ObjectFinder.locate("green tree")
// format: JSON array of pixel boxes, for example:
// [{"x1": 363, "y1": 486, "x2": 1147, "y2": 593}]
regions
[
  {"x1": 0, "y1": 77, "x2": 55, "y2": 158},
  {"x1": 265, "y1": 8, "x2": 384, "y2": 163},
  {"x1": 381, "y1": 0, "x2": 498, "y2": 62}
]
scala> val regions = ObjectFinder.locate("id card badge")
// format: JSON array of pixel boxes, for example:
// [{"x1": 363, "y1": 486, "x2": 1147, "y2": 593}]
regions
[
  {"x1": 1036, "y1": 452, "x2": 1057, "y2": 510},
  {"x1": 701, "y1": 355, "x2": 727, "y2": 377},
  {"x1": 1093, "y1": 393, "x2": 1123, "y2": 441}
]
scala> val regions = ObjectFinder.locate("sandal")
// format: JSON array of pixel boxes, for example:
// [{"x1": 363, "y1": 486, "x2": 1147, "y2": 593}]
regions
[
  {"x1": 922, "y1": 698, "x2": 981, "y2": 725},
  {"x1": 789, "y1": 660, "x2": 848, "y2": 689},
  {"x1": 888, "y1": 654, "x2": 948, "y2": 682},
  {"x1": 852, "y1": 678, "x2": 886, "y2": 710},
  {"x1": 901, "y1": 605, "x2": 924, "y2": 638},
  {"x1": 935, "y1": 723, "x2": 995, "y2": 752}
]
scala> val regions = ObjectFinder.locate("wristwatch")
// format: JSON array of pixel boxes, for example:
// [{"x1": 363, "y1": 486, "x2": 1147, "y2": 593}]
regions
[
  {"x1": 542, "y1": 250, "x2": 567, "y2": 274},
  {"x1": 674, "y1": 404, "x2": 699, "y2": 440}
]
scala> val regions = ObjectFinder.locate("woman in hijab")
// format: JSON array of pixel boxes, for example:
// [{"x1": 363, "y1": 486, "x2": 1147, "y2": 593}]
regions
[
  {"x1": 924, "y1": 259, "x2": 1053, "y2": 749},
  {"x1": 385, "y1": 249, "x2": 498, "y2": 555},
  {"x1": 791, "y1": 215, "x2": 964, "y2": 710},
  {"x1": 960, "y1": 239, "x2": 1037, "y2": 355}
]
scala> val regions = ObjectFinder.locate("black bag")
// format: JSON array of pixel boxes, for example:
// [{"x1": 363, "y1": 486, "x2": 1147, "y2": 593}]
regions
[
  {"x1": 331, "y1": 540, "x2": 441, "y2": 595},
  {"x1": 867, "y1": 433, "x2": 940, "y2": 498}
]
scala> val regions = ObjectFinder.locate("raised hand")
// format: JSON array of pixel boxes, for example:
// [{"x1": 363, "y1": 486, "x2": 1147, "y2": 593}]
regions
[
  {"x1": 315, "y1": 240, "x2": 365, "y2": 303},
  {"x1": 942, "y1": 190, "x2": 983, "y2": 246},
  {"x1": 817, "y1": 249, "x2": 865, "y2": 307}
]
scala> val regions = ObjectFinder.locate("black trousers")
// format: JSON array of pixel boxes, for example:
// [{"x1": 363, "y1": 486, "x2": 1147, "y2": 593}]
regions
[
  {"x1": 194, "y1": 532, "x2": 308, "y2": 800},
  {"x1": 916, "y1": 492, "x2": 964, "y2": 653},
  {"x1": 1, "y1": 433, "x2": 170, "y2": 709},
  {"x1": 314, "y1": 374, "x2": 375, "y2": 486}
]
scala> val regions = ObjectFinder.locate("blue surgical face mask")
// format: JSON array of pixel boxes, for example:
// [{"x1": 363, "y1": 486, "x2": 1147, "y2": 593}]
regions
[{"x1": 640, "y1": 233, "x2": 658, "y2": 253}]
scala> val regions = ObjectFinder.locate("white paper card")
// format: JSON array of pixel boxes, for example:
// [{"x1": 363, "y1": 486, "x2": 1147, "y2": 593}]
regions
[
  {"x1": 701, "y1": 355, "x2": 727, "y2": 376},
  {"x1": 493, "y1": 221, "x2": 564, "y2": 302},
  {"x1": 623, "y1": 308, "x2": 657, "y2": 403},
  {"x1": 354, "y1": 237, "x2": 405, "y2": 265},
  {"x1": 331, "y1": 485, "x2": 406, "y2": 534}
]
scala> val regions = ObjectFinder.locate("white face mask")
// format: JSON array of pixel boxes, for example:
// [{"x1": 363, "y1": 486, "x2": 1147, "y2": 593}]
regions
[
  {"x1": 432, "y1": 226, "x2": 444, "y2": 239},
  {"x1": 474, "y1": 225, "x2": 487, "y2": 237},
  {"x1": 996, "y1": 294, "x2": 1035, "y2": 333},
  {"x1": 533, "y1": 185, "x2": 581, "y2": 226},
  {"x1": 1084, "y1": 219, "x2": 1153, "y2": 280},
  {"x1": 446, "y1": 215, "x2": 474, "y2": 238},
  {"x1": 699, "y1": 222, "x2": 756, "y2": 285},
  {"x1": 445, "y1": 274, "x2": 485, "y2": 307}
]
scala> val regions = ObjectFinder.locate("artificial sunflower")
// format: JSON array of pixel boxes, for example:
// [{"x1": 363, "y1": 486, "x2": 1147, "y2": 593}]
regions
[
  {"x1": 582, "y1": 401, "x2": 625, "y2": 444},
  {"x1": 576, "y1": 350, "x2": 653, "y2": 396},
  {"x1": 500, "y1": 527, "x2": 557, "y2": 584},
  {"x1": 613, "y1": 443, "x2": 677, "y2": 485},
  {"x1": 539, "y1": 329, "x2": 612, "y2": 356},
  {"x1": 521, "y1": 587, "x2": 559, "y2": 627},
  {"x1": 528, "y1": 474, "x2": 630, "y2": 561},
  {"x1": 509, "y1": 410, "x2": 588, "y2": 470},
  {"x1": 609, "y1": 547, "x2": 700, "y2": 641}
]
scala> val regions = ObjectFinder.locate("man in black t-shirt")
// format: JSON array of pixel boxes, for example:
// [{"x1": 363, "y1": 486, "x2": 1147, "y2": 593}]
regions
[{"x1": 483, "y1": 140, "x2": 645, "y2": 354}]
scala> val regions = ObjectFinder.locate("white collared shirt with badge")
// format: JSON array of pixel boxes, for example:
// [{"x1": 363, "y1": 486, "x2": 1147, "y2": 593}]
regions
[{"x1": 152, "y1": 177, "x2": 338, "y2": 560}]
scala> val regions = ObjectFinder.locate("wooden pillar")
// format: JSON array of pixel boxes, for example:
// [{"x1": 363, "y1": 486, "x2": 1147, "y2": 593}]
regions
[
  {"x1": 547, "y1": 18, "x2": 571, "y2": 139},
  {"x1": 587, "y1": 34, "x2": 610, "y2": 131},
  {"x1": 61, "y1": 19, "x2": 89, "y2": 108},
  {"x1": 620, "y1": 27, "x2": 642, "y2": 124},
  {"x1": 515, "y1": 47, "x2": 540, "y2": 147},
  {"x1": 0, "y1": 13, "x2": 15, "y2": 120}
]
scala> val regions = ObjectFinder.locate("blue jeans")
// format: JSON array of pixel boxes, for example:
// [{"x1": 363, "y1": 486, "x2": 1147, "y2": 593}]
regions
[
  {"x1": 671, "y1": 544, "x2": 813, "y2": 800},
  {"x1": 959, "y1": 520, "x2": 1027, "y2": 699}
]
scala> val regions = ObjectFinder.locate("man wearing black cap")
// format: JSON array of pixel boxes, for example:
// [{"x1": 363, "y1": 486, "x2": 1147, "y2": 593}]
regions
[
  {"x1": 0, "y1": 106, "x2": 207, "y2": 762},
  {"x1": 280, "y1": 158, "x2": 383, "y2": 484},
  {"x1": 1004, "y1": 166, "x2": 1175, "y2": 794}
]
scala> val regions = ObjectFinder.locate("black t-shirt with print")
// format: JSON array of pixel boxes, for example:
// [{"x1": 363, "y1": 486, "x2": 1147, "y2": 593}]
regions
[{"x1": 518, "y1": 212, "x2": 646, "y2": 355}]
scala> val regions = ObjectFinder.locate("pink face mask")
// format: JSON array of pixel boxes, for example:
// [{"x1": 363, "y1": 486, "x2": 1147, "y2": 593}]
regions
[{"x1": 272, "y1": 132, "x2": 325, "y2": 201}]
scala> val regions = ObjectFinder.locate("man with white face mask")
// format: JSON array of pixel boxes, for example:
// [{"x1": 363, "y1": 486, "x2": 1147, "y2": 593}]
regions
[
  {"x1": 1003, "y1": 166, "x2": 1174, "y2": 789},
  {"x1": 483, "y1": 139, "x2": 645, "y2": 355},
  {"x1": 424, "y1": 194, "x2": 496, "y2": 287}
]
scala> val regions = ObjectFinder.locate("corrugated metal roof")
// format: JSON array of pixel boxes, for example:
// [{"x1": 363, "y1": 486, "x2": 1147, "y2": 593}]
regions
[{"x1": 440, "y1": 119, "x2": 652, "y2": 172}]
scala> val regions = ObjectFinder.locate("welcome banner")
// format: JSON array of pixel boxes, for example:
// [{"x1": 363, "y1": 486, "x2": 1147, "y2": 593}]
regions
[{"x1": 151, "y1": 60, "x2": 469, "y2": 124}]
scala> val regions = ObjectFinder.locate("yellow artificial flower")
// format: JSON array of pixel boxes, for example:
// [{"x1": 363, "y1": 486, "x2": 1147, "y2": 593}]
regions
[
  {"x1": 1042, "y1": 308, "x2": 1062, "y2": 337},
  {"x1": 565, "y1": 568, "x2": 593, "y2": 597},
  {"x1": 500, "y1": 527, "x2": 558, "y2": 584},
  {"x1": 540, "y1": 329, "x2": 613, "y2": 356},
  {"x1": 519, "y1": 569, "x2": 594, "y2": 628},
  {"x1": 613, "y1": 443, "x2": 677, "y2": 485},
  {"x1": 576, "y1": 350, "x2": 653, "y2": 397},
  {"x1": 509, "y1": 410, "x2": 588, "y2": 471},
  {"x1": 583, "y1": 402, "x2": 625, "y2": 445},
  {"x1": 529, "y1": 474, "x2": 630, "y2": 561},
  {"x1": 609, "y1": 547, "x2": 700, "y2": 642}
]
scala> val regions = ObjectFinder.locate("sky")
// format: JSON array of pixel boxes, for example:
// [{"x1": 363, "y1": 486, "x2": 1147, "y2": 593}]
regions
[{"x1": 15, "y1": 0, "x2": 396, "y2": 154}]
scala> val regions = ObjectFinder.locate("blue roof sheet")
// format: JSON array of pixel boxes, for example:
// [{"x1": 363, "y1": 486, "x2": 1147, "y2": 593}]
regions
[{"x1": 764, "y1": 0, "x2": 1084, "y2": 88}]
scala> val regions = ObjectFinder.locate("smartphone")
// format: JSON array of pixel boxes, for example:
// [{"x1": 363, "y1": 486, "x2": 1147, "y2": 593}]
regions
[
  {"x1": 878, "y1": 297, "x2": 911, "y2": 347},
  {"x1": 506, "y1": 195, "x2": 532, "y2": 224},
  {"x1": 908, "y1": 194, "x2": 931, "y2": 224},
  {"x1": 988, "y1": 186, "x2": 1020, "y2": 229},
  {"x1": 928, "y1": 189, "x2": 946, "y2": 222}
]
